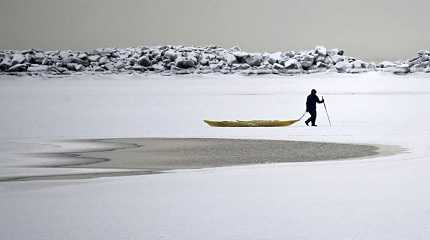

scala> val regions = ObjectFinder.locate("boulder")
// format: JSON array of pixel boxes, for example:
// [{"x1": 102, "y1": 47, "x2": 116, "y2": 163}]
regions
[
  {"x1": 245, "y1": 54, "x2": 263, "y2": 67},
  {"x1": 8, "y1": 63, "x2": 28, "y2": 72},
  {"x1": 233, "y1": 51, "x2": 249, "y2": 63},
  {"x1": 417, "y1": 50, "x2": 430, "y2": 57},
  {"x1": 149, "y1": 49, "x2": 161, "y2": 58},
  {"x1": 88, "y1": 55, "x2": 101, "y2": 62},
  {"x1": 138, "y1": 56, "x2": 151, "y2": 67},
  {"x1": 41, "y1": 57, "x2": 53, "y2": 65},
  {"x1": 66, "y1": 63, "x2": 84, "y2": 71},
  {"x1": 323, "y1": 56, "x2": 334, "y2": 65},
  {"x1": 176, "y1": 57, "x2": 196, "y2": 69},
  {"x1": 31, "y1": 52, "x2": 45, "y2": 64},
  {"x1": 27, "y1": 64, "x2": 49, "y2": 72},
  {"x1": 284, "y1": 58, "x2": 299, "y2": 69},
  {"x1": 335, "y1": 61, "x2": 347, "y2": 72},
  {"x1": 299, "y1": 55, "x2": 315, "y2": 69},
  {"x1": 0, "y1": 59, "x2": 12, "y2": 71},
  {"x1": 150, "y1": 63, "x2": 165, "y2": 72},
  {"x1": 283, "y1": 51, "x2": 296, "y2": 58},
  {"x1": 24, "y1": 53, "x2": 33, "y2": 63},
  {"x1": 196, "y1": 68, "x2": 212, "y2": 74},
  {"x1": 393, "y1": 64, "x2": 410, "y2": 74},
  {"x1": 273, "y1": 63, "x2": 285, "y2": 70},
  {"x1": 159, "y1": 45, "x2": 170, "y2": 51},
  {"x1": 327, "y1": 49, "x2": 339, "y2": 56},
  {"x1": 238, "y1": 64, "x2": 250, "y2": 70},
  {"x1": 352, "y1": 60, "x2": 366, "y2": 69},
  {"x1": 316, "y1": 62, "x2": 328, "y2": 68},
  {"x1": 315, "y1": 55, "x2": 326, "y2": 63},
  {"x1": 199, "y1": 57, "x2": 209, "y2": 66},
  {"x1": 209, "y1": 62, "x2": 223, "y2": 71},
  {"x1": 230, "y1": 46, "x2": 241, "y2": 51},
  {"x1": 78, "y1": 53, "x2": 88, "y2": 59},
  {"x1": 47, "y1": 66, "x2": 68, "y2": 74},
  {"x1": 164, "y1": 50, "x2": 178, "y2": 61},
  {"x1": 413, "y1": 61, "x2": 430, "y2": 69},
  {"x1": 330, "y1": 55, "x2": 344, "y2": 63},
  {"x1": 114, "y1": 61, "x2": 126, "y2": 70},
  {"x1": 103, "y1": 63, "x2": 115, "y2": 71},
  {"x1": 222, "y1": 52, "x2": 236, "y2": 65},
  {"x1": 11, "y1": 53, "x2": 26, "y2": 65},
  {"x1": 96, "y1": 48, "x2": 114, "y2": 57},
  {"x1": 98, "y1": 56, "x2": 109, "y2": 65},
  {"x1": 315, "y1": 46, "x2": 327, "y2": 56},
  {"x1": 378, "y1": 61, "x2": 396, "y2": 68},
  {"x1": 419, "y1": 55, "x2": 429, "y2": 62},
  {"x1": 220, "y1": 68, "x2": 231, "y2": 74},
  {"x1": 268, "y1": 52, "x2": 283, "y2": 64}
]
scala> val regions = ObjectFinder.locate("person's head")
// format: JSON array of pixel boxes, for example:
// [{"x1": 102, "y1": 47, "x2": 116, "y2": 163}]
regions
[{"x1": 311, "y1": 89, "x2": 317, "y2": 95}]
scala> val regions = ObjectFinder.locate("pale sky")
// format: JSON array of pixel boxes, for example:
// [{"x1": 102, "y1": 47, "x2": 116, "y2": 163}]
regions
[{"x1": 0, "y1": 0, "x2": 428, "y2": 61}]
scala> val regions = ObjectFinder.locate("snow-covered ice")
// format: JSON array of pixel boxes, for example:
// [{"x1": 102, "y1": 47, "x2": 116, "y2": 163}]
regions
[{"x1": 1, "y1": 72, "x2": 430, "y2": 239}]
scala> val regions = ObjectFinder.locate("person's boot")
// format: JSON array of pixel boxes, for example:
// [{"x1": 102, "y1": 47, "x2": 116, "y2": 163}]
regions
[
  {"x1": 312, "y1": 124, "x2": 317, "y2": 127},
  {"x1": 305, "y1": 120, "x2": 309, "y2": 126}
]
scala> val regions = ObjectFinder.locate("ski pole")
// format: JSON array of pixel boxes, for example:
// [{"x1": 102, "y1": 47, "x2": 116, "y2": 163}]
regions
[{"x1": 322, "y1": 97, "x2": 332, "y2": 127}]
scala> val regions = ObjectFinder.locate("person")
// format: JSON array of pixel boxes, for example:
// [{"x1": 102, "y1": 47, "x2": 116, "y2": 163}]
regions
[{"x1": 305, "y1": 89, "x2": 324, "y2": 126}]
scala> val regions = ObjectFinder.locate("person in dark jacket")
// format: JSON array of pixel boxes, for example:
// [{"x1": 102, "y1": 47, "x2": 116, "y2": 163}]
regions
[{"x1": 305, "y1": 89, "x2": 324, "y2": 126}]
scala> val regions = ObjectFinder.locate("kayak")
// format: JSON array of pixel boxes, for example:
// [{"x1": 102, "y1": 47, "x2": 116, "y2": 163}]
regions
[{"x1": 204, "y1": 119, "x2": 300, "y2": 127}]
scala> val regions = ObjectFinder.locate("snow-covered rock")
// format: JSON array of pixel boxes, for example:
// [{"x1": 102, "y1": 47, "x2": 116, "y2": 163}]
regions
[
  {"x1": 268, "y1": 52, "x2": 283, "y2": 64},
  {"x1": 27, "y1": 64, "x2": 49, "y2": 72},
  {"x1": 245, "y1": 54, "x2": 263, "y2": 67},
  {"x1": 233, "y1": 51, "x2": 249, "y2": 63},
  {"x1": 98, "y1": 56, "x2": 109, "y2": 65},
  {"x1": 393, "y1": 64, "x2": 410, "y2": 74},
  {"x1": 0, "y1": 45, "x2": 428, "y2": 75},
  {"x1": 378, "y1": 61, "x2": 396, "y2": 68},
  {"x1": 315, "y1": 46, "x2": 327, "y2": 56},
  {"x1": 299, "y1": 54, "x2": 315, "y2": 69},
  {"x1": 273, "y1": 63, "x2": 285, "y2": 70},
  {"x1": 8, "y1": 63, "x2": 28, "y2": 72},
  {"x1": 335, "y1": 61, "x2": 347, "y2": 72},
  {"x1": 88, "y1": 55, "x2": 101, "y2": 62},
  {"x1": 284, "y1": 58, "x2": 300, "y2": 69},
  {"x1": 138, "y1": 56, "x2": 151, "y2": 67},
  {"x1": 0, "y1": 59, "x2": 11, "y2": 71},
  {"x1": 11, "y1": 53, "x2": 26, "y2": 65},
  {"x1": 222, "y1": 52, "x2": 236, "y2": 65},
  {"x1": 164, "y1": 50, "x2": 178, "y2": 62},
  {"x1": 176, "y1": 57, "x2": 196, "y2": 69}
]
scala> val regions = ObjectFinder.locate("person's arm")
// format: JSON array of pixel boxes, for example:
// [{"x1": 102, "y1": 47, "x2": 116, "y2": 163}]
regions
[{"x1": 317, "y1": 96, "x2": 324, "y2": 103}]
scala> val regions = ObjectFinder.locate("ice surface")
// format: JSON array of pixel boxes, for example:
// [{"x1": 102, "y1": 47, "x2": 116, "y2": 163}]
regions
[{"x1": 1, "y1": 72, "x2": 430, "y2": 239}]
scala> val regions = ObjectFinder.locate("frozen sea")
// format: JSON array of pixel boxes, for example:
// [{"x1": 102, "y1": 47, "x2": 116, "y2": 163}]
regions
[{"x1": 1, "y1": 72, "x2": 430, "y2": 240}]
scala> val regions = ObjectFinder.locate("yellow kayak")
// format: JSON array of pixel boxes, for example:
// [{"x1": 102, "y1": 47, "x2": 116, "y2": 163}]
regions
[{"x1": 204, "y1": 119, "x2": 300, "y2": 127}]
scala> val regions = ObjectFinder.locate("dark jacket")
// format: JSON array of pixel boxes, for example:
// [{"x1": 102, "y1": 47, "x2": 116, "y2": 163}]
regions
[{"x1": 306, "y1": 94, "x2": 324, "y2": 112}]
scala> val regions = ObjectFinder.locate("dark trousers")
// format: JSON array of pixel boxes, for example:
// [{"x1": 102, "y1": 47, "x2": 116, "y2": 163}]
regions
[{"x1": 306, "y1": 110, "x2": 317, "y2": 125}]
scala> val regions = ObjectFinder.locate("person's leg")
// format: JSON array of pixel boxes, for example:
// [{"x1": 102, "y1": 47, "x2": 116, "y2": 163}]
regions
[
  {"x1": 311, "y1": 111, "x2": 317, "y2": 126},
  {"x1": 305, "y1": 112, "x2": 312, "y2": 126}
]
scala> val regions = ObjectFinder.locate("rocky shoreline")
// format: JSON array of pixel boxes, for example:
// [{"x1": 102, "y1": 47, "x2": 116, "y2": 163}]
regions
[{"x1": 1, "y1": 45, "x2": 429, "y2": 76}]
